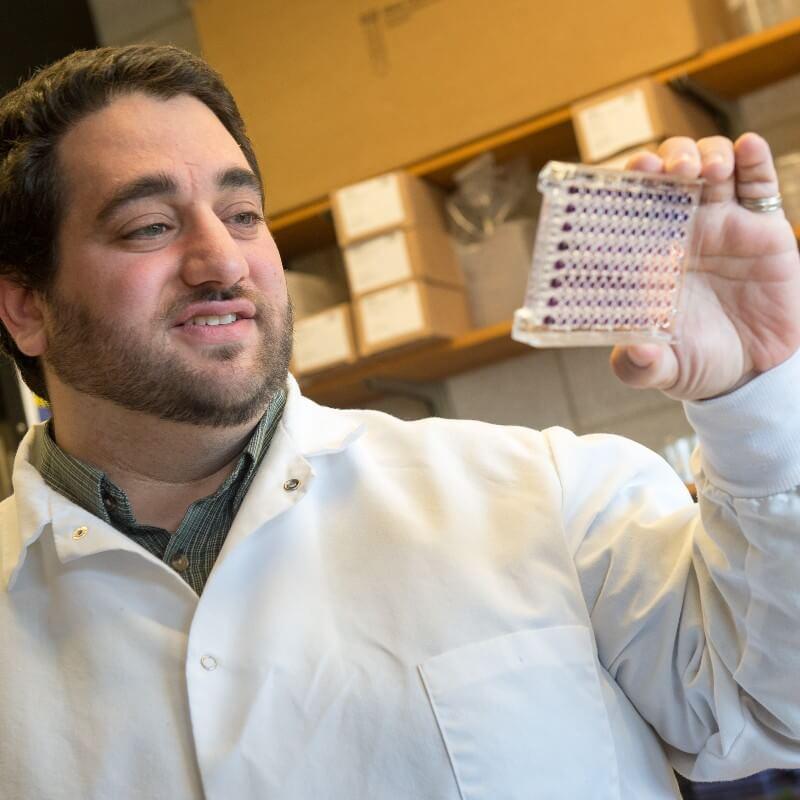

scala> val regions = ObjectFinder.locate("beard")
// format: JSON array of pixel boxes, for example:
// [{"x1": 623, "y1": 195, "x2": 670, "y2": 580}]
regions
[{"x1": 42, "y1": 284, "x2": 293, "y2": 428}]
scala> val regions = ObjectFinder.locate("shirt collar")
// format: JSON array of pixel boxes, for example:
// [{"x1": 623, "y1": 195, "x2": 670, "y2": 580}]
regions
[
  {"x1": 31, "y1": 386, "x2": 288, "y2": 530},
  {"x1": 2, "y1": 377, "x2": 363, "y2": 591},
  {"x1": 229, "y1": 385, "x2": 286, "y2": 511},
  {"x1": 34, "y1": 419, "x2": 111, "y2": 524}
]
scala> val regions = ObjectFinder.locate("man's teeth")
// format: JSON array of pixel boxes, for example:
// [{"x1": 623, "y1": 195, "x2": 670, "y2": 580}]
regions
[{"x1": 186, "y1": 313, "x2": 238, "y2": 326}]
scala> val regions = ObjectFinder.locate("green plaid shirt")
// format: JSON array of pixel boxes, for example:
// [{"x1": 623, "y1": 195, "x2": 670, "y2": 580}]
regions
[{"x1": 30, "y1": 388, "x2": 286, "y2": 595}]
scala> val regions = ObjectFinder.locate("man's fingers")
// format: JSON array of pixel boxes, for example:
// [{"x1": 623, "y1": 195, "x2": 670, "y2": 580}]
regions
[
  {"x1": 657, "y1": 137, "x2": 701, "y2": 178},
  {"x1": 624, "y1": 151, "x2": 663, "y2": 173},
  {"x1": 624, "y1": 136, "x2": 775, "y2": 204},
  {"x1": 697, "y1": 136, "x2": 736, "y2": 204},
  {"x1": 610, "y1": 344, "x2": 679, "y2": 391},
  {"x1": 734, "y1": 132, "x2": 780, "y2": 202}
]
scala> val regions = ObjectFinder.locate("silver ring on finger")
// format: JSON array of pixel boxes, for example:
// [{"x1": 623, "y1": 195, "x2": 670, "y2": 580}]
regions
[{"x1": 738, "y1": 194, "x2": 783, "y2": 213}]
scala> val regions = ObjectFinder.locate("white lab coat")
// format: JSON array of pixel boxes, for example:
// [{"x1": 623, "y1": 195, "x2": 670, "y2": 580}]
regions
[{"x1": 2, "y1": 354, "x2": 800, "y2": 800}]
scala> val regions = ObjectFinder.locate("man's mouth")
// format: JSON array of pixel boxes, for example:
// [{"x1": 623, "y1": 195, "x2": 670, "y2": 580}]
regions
[
  {"x1": 183, "y1": 313, "x2": 240, "y2": 327},
  {"x1": 171, "y1": 297, "x2": 257, "y2": 328}
]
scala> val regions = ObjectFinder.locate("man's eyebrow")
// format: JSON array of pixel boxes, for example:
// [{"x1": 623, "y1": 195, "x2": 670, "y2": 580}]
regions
[
  {"x1": 217, "y1": 167, "x2": 263, "y2": 199},
  {"x1": 96, "y1": 173, "x2": 178, "y2": 223}
]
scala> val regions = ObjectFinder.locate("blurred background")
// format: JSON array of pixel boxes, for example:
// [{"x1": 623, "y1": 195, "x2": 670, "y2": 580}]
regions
[{"x1": 2, "y1": 7, "x2": 800, "y2": 793}]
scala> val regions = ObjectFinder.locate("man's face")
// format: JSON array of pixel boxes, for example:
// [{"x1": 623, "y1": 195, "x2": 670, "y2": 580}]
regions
[{"x1": 42, "y1": 91, "x2": 291, "y2": 427}]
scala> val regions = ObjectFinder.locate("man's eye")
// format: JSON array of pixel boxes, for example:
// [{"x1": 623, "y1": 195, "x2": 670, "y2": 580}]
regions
[
  {"x1": 125, "y1": 222, "x2": 171, "y2": 239},
  {"x1": 230, "y1": 212, "x2": 263, "y2": 226}
]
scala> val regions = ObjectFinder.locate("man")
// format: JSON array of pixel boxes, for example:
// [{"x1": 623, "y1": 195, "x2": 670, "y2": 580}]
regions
[{"x1": 0, "y1": 44, "x2": 798, "y2": 800}]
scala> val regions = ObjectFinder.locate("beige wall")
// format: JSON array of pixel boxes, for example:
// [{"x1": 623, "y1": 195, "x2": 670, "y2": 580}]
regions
[{"x1": 366, "y1": 348, "x2": 694, "y2": 458}]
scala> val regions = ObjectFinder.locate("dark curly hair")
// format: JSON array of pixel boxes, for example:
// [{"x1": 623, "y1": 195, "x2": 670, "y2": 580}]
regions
[{"x1": 0, "y1": 45, "x2": 262, "y2": 400}]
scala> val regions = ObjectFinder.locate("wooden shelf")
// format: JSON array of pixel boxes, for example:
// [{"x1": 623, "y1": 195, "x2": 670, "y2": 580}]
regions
[
  {"x1": 272, "y1": 18, "x2": 800, "y2": 259},
  {"x1": 302, "y1": 223, "x2": 800, "y2": 407},
  {"x1": 656, "y1": 17, "x2": 800, "y2": 96},
  {"x1": 299, "y1": 321, "x2": 527, "y2": 407}
]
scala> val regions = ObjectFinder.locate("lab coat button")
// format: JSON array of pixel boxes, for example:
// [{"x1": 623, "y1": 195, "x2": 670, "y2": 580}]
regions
[
  {"x1": 72, "y1": 526, "x2": 88, "y2": 541},
  {"x1": 283, "y1": 478, "x2": 300, "y2": 491},
  {"x1": 170, "y1": 553, "x2": 189, "y2": 572},
  {"x1": 200, "y1": 655, "x2": 218, "y2": 671}
]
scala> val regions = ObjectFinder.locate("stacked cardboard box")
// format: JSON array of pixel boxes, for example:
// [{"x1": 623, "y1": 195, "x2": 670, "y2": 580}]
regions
[
  {"x1": 736, "y1": 72, "x2": 800, "y2": 157},
  {"x1": 736, "y1": 73, "x2": 800, "y2": 226},
  {"x1": 331, "y1": 172, "x2": 470, "y2": 356},
  {"x1": 571, "y1": 79, "x2": 719, "y2": 166},
  {"x1": 286, "y1": 270, "x2": 348, "y2": 320},
  {"x1": 291, "y1": 302, "x2": 359, "y2": 378},
  {"x1": 287, "y1": 248, "x2": 358, "y2": 378},
  {"x1": 725, "y1": 0, "x2": 800, "y2": 35}
]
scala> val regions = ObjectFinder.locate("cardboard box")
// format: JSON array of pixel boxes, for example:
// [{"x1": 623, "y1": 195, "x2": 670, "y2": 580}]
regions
[
  {"x1": 193, "y1": 0, "x2": 728, "y2": 215},
  {"x1": 572, "y1": 79, "x2": 719, "y2": 164},
  {"x1": 725, "y1": 0, "x2": 800, "y2": 36},
  {"x1": 753, "y1": 118, "x2": 800, "y2": 159},
  {"x1": 737, "y1": 72, "x2": 800, "y2": 130},
  {"x1": 597, "y1": 143, "x2": 660, "y2": 171},
  {"x1": 286, "y1": 245, "x2": 348, "y2": 285},
  {"x1": 331, "y1": 172, "x2": 447, "y2": 246},
  {"x1": 775, "y1": 153, "x2": 800, "y2": 226},
  {"x1": 353, "y1": 280, "x2": 470, "y2": 356},
  {"x1": 736, "y1": 73, "x2": 800, "y2": 157},
  {"x1": 291, "y1": 303, "x2": 357, "y2": 377},
  {"x1": 285, "y1": 270, "x2": 348, "y2": 320},
  {"x1": 344, "y1": 225, "x2": 463, "y2": 296}
]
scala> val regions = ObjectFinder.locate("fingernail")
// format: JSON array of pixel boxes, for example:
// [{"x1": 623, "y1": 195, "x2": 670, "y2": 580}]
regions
[
  {"x1": 667, "y1": 154, "x2": 697, "y2": 171},
  {"x1": 628, "y1": 346, "x2": 658, "y2": 368}
]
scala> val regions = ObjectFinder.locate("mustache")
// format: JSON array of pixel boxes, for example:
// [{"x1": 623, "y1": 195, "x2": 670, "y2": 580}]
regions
[{"x1": 159, "y1": 284, "x2": 266, "y2": 321}]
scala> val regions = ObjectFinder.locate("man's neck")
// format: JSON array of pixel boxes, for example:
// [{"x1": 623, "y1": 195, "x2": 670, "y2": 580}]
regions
[{"x1": 48, "y1": 389, "x2": 263, "y2": 532}]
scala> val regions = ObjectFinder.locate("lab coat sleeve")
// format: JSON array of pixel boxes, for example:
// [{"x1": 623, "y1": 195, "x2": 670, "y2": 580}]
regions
[{"x1": 546, "y1": 347, "x2": 800, "y2": 782}]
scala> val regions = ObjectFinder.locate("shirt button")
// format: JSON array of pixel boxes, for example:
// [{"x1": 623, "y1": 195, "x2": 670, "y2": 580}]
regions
[
  {"x1": 171, "y1": 553, "x2": 189, "y2": 572},
  {"x1": 102, "y1": 494, "x2": 116, "y2": 510},
  {"x1": 283, "y1": 478, "x2": 300, "y2": 491},
  {"x1": 72, "y1": 526, "x2": 88, "y2": 541},
  {"x1": 200, "y1": 655, "x2": 218, "y2": 671}
]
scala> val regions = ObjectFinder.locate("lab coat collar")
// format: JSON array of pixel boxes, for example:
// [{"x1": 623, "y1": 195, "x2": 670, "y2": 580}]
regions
[
  {"x1": 1, "y1": 431, "x2": 49, "y2": 590},
  {"x1": 216, "y1": 376, "x2": 365, "y2": 554},
  {"x1": 281, "y1": 374, "x2": 365, "y2": 457},
  {"x1": 2, "y1": 377, "x2": 364, "y2": 591},
  {"x1": 2, "y1": 433, "x2": 157, "y2": 591}
]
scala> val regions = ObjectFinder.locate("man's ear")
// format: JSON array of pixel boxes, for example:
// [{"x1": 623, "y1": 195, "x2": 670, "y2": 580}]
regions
[{"x1": 0, "y1": 278, "x2": 48, "y2": 357}]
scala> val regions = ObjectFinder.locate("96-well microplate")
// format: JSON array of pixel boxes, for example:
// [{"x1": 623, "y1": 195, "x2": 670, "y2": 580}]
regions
[{"x1": 512, "y1": 161, "x2": 703, "y2": 347}]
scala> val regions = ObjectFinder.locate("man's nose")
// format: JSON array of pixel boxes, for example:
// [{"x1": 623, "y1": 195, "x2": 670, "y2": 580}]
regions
[{"x1": 179, "y1": 212, "x2": 250, "y2": 287}]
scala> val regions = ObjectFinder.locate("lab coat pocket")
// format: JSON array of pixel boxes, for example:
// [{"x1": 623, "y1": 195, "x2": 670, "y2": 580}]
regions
[{"x1": 419, "y1": 626, "x2": 621, "y2": 800}]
